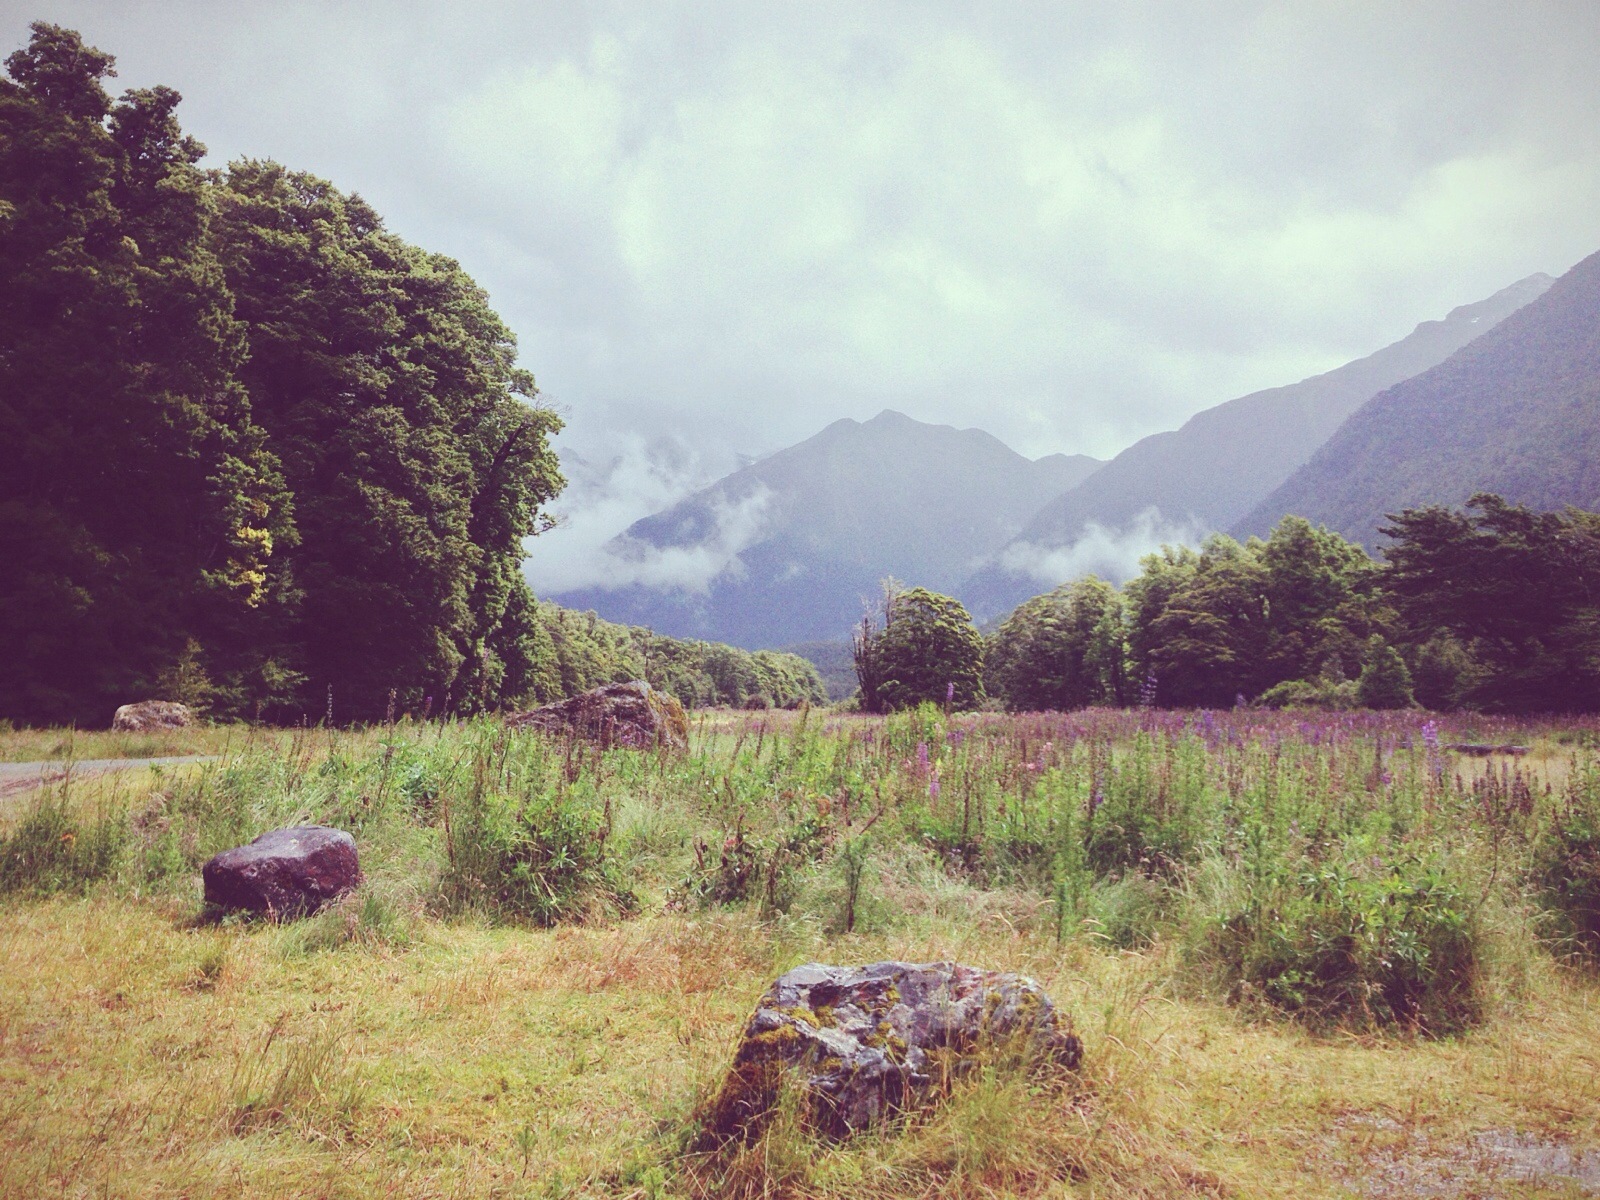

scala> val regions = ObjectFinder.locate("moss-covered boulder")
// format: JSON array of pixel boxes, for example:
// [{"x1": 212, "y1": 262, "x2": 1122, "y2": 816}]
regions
[
  {"x1": 111, "y1": 700, "x2": 194, "y2": 731},
  {"x1": 701, "y1": 960, "x2": 1080, "y2": 1143},
  {"x1": 506, "y1": 680, "x2": 688, "y2": 750}
]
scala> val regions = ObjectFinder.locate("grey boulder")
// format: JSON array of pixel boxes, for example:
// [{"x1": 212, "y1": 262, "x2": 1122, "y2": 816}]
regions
[
  {"x1": 202, "y1": 826, "x2": 361, "y2": 918},
  {"x1": 506, "y1": 680, "x2": 689, "y2": 751},
  {"x1": 112, "y1": 700, "x2": 194, "y2": 732},
  {"x1": 701, "y1": 960, "x2": 1081, "y2": 1143}
]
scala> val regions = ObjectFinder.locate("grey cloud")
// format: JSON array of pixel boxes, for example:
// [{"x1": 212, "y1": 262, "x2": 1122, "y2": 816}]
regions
[{"x1": 10, "y1": 1, "x2": 1600, "y2": 471}]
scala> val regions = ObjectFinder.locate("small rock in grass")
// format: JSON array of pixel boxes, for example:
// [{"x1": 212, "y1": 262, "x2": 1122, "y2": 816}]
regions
[
  {"x1": 202, "y1": 826, "x2": 361, "y2": 919},
  {"x1": 700, "y1": 960, "x2": 1081, "y2": 1143},
  {"x1": 111, "y1": 700, "x2": 194, "y2": 732}
]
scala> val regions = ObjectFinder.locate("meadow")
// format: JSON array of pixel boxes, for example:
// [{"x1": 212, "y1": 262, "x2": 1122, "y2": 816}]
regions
[{"x1": 2, "y1": 707, "x2": 1599, "y2": 1198}]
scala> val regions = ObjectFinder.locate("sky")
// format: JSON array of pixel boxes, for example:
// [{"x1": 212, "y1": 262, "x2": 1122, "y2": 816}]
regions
[{"x1": 9, "y1": 1, "x2": 1600, "y2": 575}]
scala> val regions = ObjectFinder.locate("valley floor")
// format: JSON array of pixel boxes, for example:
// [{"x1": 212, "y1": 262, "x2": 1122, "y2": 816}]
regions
[
  {"x1": 1, "y1": 711, "x2": 1598, "y2": 1197},
  {"x1": 3, "y1": 888, "x2": 1598, "y2": 1196}
]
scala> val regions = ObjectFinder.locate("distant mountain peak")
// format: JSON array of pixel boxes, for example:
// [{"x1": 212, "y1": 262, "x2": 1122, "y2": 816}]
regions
[
  {"x1": 960, "y1": 269, "x2": 1554, "y2": 619},
  {"x1": 547, "y1": 410, "x2": 1103, "y2": 646}
]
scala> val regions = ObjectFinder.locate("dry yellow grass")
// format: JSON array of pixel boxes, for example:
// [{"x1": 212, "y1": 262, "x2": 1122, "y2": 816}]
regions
[{"x1": 2, "y1": 891, "x2": 1598, "y2": 1198}]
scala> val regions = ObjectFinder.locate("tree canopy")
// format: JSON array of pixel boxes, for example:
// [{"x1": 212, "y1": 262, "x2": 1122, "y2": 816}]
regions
[
  {"x1": 981, "y1": 503, "x2": 1600, "y2": 715},
  {"x1": 855, "y1": 586, "x2": 984, "y2": 713},
  {"x1": 0, "y1": 24, "x2": 560, "y2": 723}
]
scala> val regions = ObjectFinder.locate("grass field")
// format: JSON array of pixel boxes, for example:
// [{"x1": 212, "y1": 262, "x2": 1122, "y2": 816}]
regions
[{"x1": 2, "y1": 708, "x2": 1598, "y2": 1198}]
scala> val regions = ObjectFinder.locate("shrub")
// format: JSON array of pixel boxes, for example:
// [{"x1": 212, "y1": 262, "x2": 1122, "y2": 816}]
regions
[
  {"x1": 1257, "y1": 678, "x2": 1359, "y2": 710},
  {"x1": 1187, "y1": 853, "x2": 1483, "y2": 1032},
  {"x1": 1532, "y1": 768, "x2": 1600, "y2": 959},
  {"x1": 0, "y1": 791, "x2": 126, "y2": 894},
  {"x1": 1356, "y1": 636, "x2": 1415, "y2": 710},
  {"x1": 443, "y1": 785, "x2": 635, "y2": 925},
  {"x1": 1083, "y1": 873, "x2": 1172, "y2": 949}
]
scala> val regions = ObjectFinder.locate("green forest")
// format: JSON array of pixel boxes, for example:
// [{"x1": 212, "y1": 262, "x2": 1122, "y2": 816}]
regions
[
  {"x1": 0, "y1": 23, "x2": 821, "y2": 725},
  {"x1": 859, "y1": 501, "x2": 1600, "y2": 716},
  {"x1": 4, "y1": 22, "x2": 1597, "y2": 727}
]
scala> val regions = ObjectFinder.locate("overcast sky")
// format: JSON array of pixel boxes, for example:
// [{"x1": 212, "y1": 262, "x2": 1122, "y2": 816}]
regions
[{"x1": 10, "y1": 2, "x2": 1600, "y2": 483}]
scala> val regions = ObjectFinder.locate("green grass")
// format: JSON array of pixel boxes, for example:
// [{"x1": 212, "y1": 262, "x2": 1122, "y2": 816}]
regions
[
  {"x1": 0, "y1": 720, "x2": 271, "y2": 763},
  {"x1": 1, "y1": 706, "x2": 1598, "y2": 1197}
]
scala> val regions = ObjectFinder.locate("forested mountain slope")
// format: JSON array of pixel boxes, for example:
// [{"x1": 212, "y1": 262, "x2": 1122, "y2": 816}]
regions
[
  {"x1": 1238, "y1": 250, "x2": 1600, "y2": 546},
  {"x1": 961, "y1": 273, "x2": 1552, "y2": 618},
  {"x1": 549, "y1": 410, "x2": 1101, "y2": 646}
]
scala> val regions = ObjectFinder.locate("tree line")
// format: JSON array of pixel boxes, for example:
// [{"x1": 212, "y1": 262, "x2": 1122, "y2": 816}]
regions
[
  {"x1": 0, "y1": 23, "x2": 824, "y2": 725},
  {"x1": 856, "y1": 498, "x2": 1600, "y2": 715}
]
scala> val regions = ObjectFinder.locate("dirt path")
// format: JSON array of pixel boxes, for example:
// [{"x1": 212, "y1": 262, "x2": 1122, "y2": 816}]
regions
[{"x1": 0, "y1": 755, "x2": 220, "y2": 804}]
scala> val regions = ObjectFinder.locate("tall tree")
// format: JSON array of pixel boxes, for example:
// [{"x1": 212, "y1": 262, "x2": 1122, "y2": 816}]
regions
[
  {"x1": 0, "y1": 24, "x2": 289, "y2": 724},
  {"x1": 987, "y1": 576, "x2": 1125, "y2": 711},
  {"x1": 1382, "y1": 493, "x2": 1600, "y2": 712},
  {"x1": 871, "y1": 587, "x2": 985, "y2": 712},
  {"x1": 210, "y1": 162, "x2": 564, "y2": 720}
]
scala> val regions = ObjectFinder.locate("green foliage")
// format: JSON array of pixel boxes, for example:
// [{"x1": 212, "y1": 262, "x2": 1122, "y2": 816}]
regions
[
  {"x1": 986, "y1": 576, "x2": 1125, "y2": 711},
  {"x1": 0, "y1": 23, "x2": 291, "y2": 724},
  {"x1": 1532, "y1": 760, "x2": 1600, "y2": 959},
  {"x1": 1356, "y1": 636, "x2": 1415, "y2": 710},
  {"x1": 1409, "y1": 631, "x2": 1482, "y2": 711},
  {"x1": 861, "y1": 587, "x2": 985, "y2": 713},
  {"x1": 0, "y1": 24, "x2": 563, "y2": 725},
  {"x1": 995, "y1": 500, "x2": 1600, "y2": 715},
  {"x1": 0, "y1": 790, "x2": 127, "y2": 894},
  {"x1": 443, "y1": 782, "x2": 635, "y2": 926},
  {"x1": 1256, "y1": 676, "x2": 1358, "y2": 711},
  {"x1": 1189, "y1": 853, "x2": 1482, "y2": 1032},
  {"x1": 533, "y1": 602, "x2": 826, "y2": 711},
  {"x1": 1123, "y1": 519, "x2": 1386, "y2": 709},
  {"x1": 1382, "y1": 494, "x2": 1600, "y2": 713}
]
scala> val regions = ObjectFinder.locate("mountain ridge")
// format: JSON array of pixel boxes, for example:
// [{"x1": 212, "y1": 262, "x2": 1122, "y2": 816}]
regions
[
  {"x1": 1236, "y1": 253, "x2": 1600, "y2": 546},
  {"x1": 959, "y1": 272, "x2": 1554, "y2": 618},
  {"x1": 548, "y1": 409, "x2": 1102, "y2": 646}
]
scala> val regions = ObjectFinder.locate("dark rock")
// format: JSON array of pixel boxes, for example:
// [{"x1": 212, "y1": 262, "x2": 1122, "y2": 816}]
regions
[
  {"x1": 701, "y1": 960, "x2": 1080, "y2": 1143},
  {"x1": 1443, "y1": 743, "x2": 1530, "y2": 757},
  {"x1": 505, "y1": 680, "x2": 689, "y2": 751},
  {"x1": 112, "y1": 700, "x2": 194, "y2": 732},
  {"x1": 202, "y1": 826, "x2": 361, "y2": 918}
]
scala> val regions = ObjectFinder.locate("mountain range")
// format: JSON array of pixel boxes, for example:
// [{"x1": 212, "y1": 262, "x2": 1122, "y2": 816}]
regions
[
  {"x1": 549, "y1": 410, "x2": 1101, "y2": 646},
  {"x1": 959, "y1": 272, "x2": 1553, "y2": 617},
  {"x1": 546, "y1": 258, "x2": 1597, "y2": 656},
  {"x1": 1237, "y1": 251, "x2": 1600, "y2": 545}
]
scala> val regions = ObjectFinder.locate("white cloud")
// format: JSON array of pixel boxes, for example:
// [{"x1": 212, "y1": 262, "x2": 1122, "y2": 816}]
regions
[
  {"x1": 998, "y1": 509, "x2": 1212, "y2": 587},
  {"x1": 21, "y1": 1, "x2": 1600, "y2": 467},
  {"x1": 524, "y1": 437, "x2": 771, "y2": 594}
]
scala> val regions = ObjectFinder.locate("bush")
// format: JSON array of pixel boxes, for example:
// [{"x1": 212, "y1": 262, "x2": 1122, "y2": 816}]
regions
[
  {"x1": 1256, "y1": 678, "x2": 1358, "y2": 710},
  {"x1": 1356, "y1": 636, "x2": 1415, "y2": 710},
  {"x1": 1187, "y1": 853, "x2": 1483, "y2": 1032},
  {"x1": 1532, "y1": 770, "x2": 1600, "y2": 959},
  {"x1": 0, "y1": 791, "x2": 126, "y2": 894},
  {"x1": 443, "y1": 785, "x2": 636, "y2": 925}
]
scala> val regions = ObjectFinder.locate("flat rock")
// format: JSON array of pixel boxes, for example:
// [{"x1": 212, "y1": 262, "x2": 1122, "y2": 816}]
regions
[
  {"x1": 1442, "y1": 742, "x2": 1530, "y2": 757},
  {"x1": 701, "y1": 960, "x2": 1081, "y2": 1143},
  {"x1": 202, "y1": 826, "x2": 361, "y2": 918},
  {"x1": 505, "y1": 680, "x2": 688, "y2": 750},
  {"x1": 112, "y1": 700, "x2": 194, "y2": 732}
]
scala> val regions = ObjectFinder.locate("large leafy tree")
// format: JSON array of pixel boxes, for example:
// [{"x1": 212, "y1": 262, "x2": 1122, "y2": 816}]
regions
[
  {"x1": 987, "y1": 576, "x2": 1125, "y2": 711},
  {"x1": 1382, "y1": 493, "x2": 1600, "y2": 712},
  {"x1": 0, "y1": 24, "x2": 566, "y2": 725},
  {"x1": 0, "y1": 24, "x2": 290, "y2": 724},
  {"x1": 211, "y1": 161, "x2": 564, "y2": 720},
  {"x1": 863, "y1": 586, "x2": 985, "y2": 712}
]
